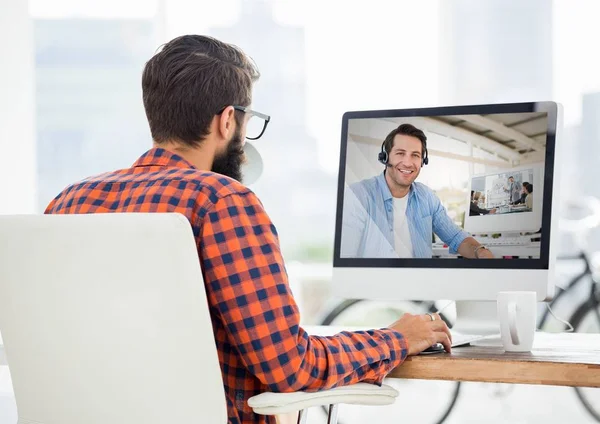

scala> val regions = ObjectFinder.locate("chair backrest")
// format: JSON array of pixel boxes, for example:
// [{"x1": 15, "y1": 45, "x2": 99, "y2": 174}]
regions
[{"x1": 0, "y1": 213, "x2": 227, "y2": 424}]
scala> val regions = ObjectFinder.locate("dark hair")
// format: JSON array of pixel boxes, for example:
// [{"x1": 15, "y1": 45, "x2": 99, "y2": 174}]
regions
[
  {"x1": 508, "y1": 176, "x2": 514, "y2": 180},
  {"x1": 383, "y1": 123, "x2": 427, "y2": 156},
  {"x1": 524, "y1": 183, "x2": 533, "y2": 193},
  {"x1": 522, "y1": 181, "x2": 529, "y2": 185},
  {"x1": 142, "y1": 35, "x2": 260, "y2": 146}
]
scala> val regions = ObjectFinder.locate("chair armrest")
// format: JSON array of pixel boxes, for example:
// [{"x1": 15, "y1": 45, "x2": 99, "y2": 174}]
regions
[{"x1": 248, "y1": 383, "x2": 399, "y2": 415}]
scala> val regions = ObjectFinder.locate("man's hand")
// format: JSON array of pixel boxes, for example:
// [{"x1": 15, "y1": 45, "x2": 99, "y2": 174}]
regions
[
  {"x1": 388, "y1": 313, "x2": 452, "y2": 355},
  {"x1": 476, "y1": 248, "x2": 494, "y2": 259}
]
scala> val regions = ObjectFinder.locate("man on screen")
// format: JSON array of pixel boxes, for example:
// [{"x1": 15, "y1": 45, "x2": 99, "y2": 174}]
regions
[
  {"x1": 341, "y1": 123, "x2": 494, "y2": 259},
  {"x1": 505, "y1": 176, "x2": 522, "y2": 205}
]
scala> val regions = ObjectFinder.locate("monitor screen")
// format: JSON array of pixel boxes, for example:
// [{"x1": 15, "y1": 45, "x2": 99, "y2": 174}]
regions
[{"x1": 334, "y1": 102, "x2": 558, "y2": 270}]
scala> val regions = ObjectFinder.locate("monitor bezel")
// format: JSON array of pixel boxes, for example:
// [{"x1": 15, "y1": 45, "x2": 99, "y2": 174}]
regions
[{"x1": 333, "y1": 101, "x2": 558, "y2": 270}]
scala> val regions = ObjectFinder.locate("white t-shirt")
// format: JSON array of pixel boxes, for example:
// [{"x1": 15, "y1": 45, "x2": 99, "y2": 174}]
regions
[{"x1": 392, "y1": 196, "x2": 413, "y2": 258}]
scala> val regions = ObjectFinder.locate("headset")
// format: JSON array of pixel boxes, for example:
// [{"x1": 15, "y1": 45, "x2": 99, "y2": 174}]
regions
[{"x1": 377, "y1": 139, "x2": 429, "y2": 167}]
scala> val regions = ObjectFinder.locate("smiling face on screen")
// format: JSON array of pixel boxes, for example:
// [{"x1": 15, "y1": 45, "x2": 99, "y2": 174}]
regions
[{"x1": 386, "y1": 134, "x2": 424, "y2": 191}]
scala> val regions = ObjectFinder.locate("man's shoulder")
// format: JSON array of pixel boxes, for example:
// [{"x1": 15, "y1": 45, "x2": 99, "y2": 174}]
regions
[
  {"x1": 177, "y1": 170, "x2": 252, "y2": 198},
  {"x1": 46, "y1": 168, "x2": 256, "y2": 214},
  {"x1": 81, "y1": 168, "x2": 251, "y2": 198}
]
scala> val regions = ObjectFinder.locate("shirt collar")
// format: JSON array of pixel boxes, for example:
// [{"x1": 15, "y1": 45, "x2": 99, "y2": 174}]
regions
[
  {"x1": 376, "y1": 171, "x2": 416, "y2": 202},
  {"x1": 132, "y1": 147, "x2": 197, "y2": 170}
]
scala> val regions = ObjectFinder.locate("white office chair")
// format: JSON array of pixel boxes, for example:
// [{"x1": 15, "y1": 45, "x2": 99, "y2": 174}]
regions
[{"x1": 0, "y1": 213, "x2": 397, "y2": 424}]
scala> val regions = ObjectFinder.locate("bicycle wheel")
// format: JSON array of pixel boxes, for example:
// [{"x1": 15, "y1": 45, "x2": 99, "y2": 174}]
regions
[
  {"x1": 570, "y1": 297, "x2": 600, "y2": 422},
  {"x1": 317, "y1": 299, "x2": 461, "y2": 424}
]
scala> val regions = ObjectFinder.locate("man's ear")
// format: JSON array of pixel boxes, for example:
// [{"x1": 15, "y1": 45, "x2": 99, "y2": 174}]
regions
[{"x1": 217, "y1": 106, "x2": 236, "y2": 140}]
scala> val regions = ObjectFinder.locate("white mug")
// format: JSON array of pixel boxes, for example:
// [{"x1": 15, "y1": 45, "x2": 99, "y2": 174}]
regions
[{"x1": 497, "y1": 291, "x2": 537, "y2": 352}]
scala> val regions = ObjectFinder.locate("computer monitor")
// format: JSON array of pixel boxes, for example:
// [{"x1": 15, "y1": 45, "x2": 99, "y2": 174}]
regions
[{"x1": 332, "y1": 101, "x2": 562, "y2": 332}]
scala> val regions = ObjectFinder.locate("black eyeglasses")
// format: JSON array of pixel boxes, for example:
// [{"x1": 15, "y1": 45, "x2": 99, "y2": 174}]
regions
[{"x1": 218, "y1": 105, "x2": 271, "y2": 140}]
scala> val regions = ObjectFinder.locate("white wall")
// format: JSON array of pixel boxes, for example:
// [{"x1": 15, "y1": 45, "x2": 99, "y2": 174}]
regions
[
  {"x1": 0, "y1": 0, "x2": 36, "y2": 214},
  {"x1": 0, "y1": 2, "x2": 33, "y2": 422}
]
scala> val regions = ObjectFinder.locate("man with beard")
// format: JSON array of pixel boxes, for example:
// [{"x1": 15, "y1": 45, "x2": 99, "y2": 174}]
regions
[
  {"x1": 341, "y1": 123, "x2": 494, "y2": 259},
  {"x1": 44, "y1": 35, "x2": 453, "y2": 424}
]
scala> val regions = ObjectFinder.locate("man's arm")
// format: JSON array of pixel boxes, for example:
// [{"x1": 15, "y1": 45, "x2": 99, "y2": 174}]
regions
[{"x1": 199, "y1": 191, "x2": 408, "y2": 392}]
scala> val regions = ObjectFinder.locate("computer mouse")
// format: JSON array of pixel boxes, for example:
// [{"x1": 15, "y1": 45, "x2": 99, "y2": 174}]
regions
[{"x1": 420, "y1": 343, "x2": 446, "y2": 354}]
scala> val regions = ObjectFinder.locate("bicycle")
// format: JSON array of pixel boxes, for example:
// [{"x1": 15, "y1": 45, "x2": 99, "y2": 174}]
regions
[
  {"x1": 550, "y1": 196, "x2": 600, "y2": 421},
  {"x1": 541, "y1": 251, "x2": 600, "y2": 421}
]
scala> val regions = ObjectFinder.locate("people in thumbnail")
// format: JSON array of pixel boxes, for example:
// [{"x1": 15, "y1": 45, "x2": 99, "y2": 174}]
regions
[
  {"x1": 341, "y1": 123, "x2": 494, "y2": 259},
  {"x1": 512, "y1": 181, "x2": 529, "y2": 205},
  {"x1": 469, "y1": 191, "x2": 497, "y2": 216},
  {"x1": 523, "y1": 183, "x2": 533, "y2": 209},
  {"x1": 505, "y1": 176, "x2": 522, "y2": 205}
]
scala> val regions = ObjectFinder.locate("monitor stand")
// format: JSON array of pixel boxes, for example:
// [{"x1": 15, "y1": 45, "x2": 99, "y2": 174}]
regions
[{"x1": 452, "y1": 300, "x2": 503, "y2": 346}]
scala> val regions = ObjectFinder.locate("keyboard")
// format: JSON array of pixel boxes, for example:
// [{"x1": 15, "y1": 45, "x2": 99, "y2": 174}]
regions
[
  {"x1": 421, "y1": 331, "x2": 498, "y2": 354},
  {"x1": 450, "y1": 330, "x2": 491, "y2": 347},
  {"x1": 477, "y1": 237, "x2": 533, "y2": 246}
]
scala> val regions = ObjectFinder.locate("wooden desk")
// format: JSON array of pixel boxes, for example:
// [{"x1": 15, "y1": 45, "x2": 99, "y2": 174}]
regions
[
  {"x1": 389, "y1": 332, "x2": 600, "y2": 388},
  {"x1": 305, "y1": 326, "x2": 600, "y2": 388}
]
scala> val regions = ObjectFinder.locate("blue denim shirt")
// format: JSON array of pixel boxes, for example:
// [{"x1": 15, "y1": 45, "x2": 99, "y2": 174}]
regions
[{"x1": 341, "y1": 172, "x2": 469, "y2": 258}]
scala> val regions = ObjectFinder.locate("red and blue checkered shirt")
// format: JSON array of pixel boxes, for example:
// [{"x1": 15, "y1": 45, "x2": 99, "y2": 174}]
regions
[{"x1": 45, "y1": 147, "x2": 408, "y2": 424}]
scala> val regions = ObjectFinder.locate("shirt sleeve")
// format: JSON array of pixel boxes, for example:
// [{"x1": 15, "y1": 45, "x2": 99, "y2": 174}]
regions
[
  {"x1": 430, "y1": 191, "x2": 469, "y2": 254},
  {"x1": 199, "y1": 190, "x2": 408, "y2": 392}
]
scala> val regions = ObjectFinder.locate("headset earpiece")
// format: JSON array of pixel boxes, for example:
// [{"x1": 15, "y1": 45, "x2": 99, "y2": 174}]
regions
[{"x1": 378, "y1": 140, "x2": 388, "y2": 165}]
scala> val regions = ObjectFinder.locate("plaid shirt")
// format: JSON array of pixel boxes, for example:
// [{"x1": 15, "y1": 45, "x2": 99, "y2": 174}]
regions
[{"x1": 45, "y1": 148, "x2": 408, "y2": 424}]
